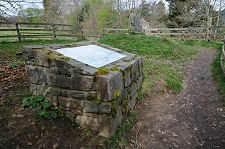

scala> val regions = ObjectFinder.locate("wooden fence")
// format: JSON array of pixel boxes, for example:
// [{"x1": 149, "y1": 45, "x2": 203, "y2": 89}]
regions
[
  {"x1": 1, "y1": 21, "x2": 225, "y2": 42},
  {"x1": 0, "y1": 22, "x2": 129, "y2": 42},
  {"x1": 144, "y1": 26, "x2": 225, "y2": 41},
  {"x1": 0, "y1": 22, "x2": 85, "y2": 42}
]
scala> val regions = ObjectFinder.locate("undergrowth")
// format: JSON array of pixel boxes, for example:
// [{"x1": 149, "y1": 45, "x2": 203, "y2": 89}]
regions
[
  {"x1": 212, "y1": 48, "x2": 225, "y2": 104},
  {"x1": 22, "y1": 95, "x2": 63, "y2": 120}
]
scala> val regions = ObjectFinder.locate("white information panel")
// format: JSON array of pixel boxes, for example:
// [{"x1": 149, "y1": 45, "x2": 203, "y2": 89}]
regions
[{"x1": 55, "y1": 45, "x2": 126, "y2": 68}]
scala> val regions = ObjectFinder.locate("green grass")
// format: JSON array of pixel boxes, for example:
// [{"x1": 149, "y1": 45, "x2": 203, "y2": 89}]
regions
[
  {"x1": 0, "y1": 38, "x2": 83, "y2": 62},
  {"x1": 99, "y1": 33, "x2": 198, "y2": 94},
  {"x1": 212, "y1": 50, "x2": 225, "y2": 104},
  {"x1": 176, "y1": 39, "x2": 222, "y2": 50}
]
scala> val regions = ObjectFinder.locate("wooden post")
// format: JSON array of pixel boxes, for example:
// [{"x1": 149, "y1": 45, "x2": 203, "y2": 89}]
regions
[
  {"x1": 182, "y1": 31, "x2": 185, "y2": 41},
  {"x1": 207, "y1": 17, "x2": 212, "y2": 42},
  {"x1": 52, "y1": 25, "x2": 57, "y2": 40},
  {"x1": 16, "y1": 23, "x2": 21, "y2": 42},
  {"x1": 81, "y1": 26, "x2": 84, "y2": 39}
]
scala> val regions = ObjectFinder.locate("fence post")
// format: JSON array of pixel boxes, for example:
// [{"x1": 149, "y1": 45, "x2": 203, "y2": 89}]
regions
[
  {"x1": 207, "y1": 17, "x2": 212, "y2": 42},
  {"x1": 52, "y1": 25, "x2": 57, "y2": 40},
  {"x1": 16, "y1": 23, "x2": 21, "y2": 42},
  {"x1": 181, "y1": 31, "x2": 185, "y2": 41},
  {"x1": 81, "y1": 26, "x2": 84, "y2": 39}
]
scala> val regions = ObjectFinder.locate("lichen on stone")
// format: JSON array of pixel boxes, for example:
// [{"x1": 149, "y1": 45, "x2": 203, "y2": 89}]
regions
[
  {"x1": 121, "y1": 97, "x2": 128, "y2": 116},
  {"x1": 110, "y1": 100, "x2": 118, "y2": 118},
  {"x1": 113, "y1": 89, "x2": 121, "y2": 100}
]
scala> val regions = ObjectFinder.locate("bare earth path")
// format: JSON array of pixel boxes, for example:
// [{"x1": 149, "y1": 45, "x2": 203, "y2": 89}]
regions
[{"x1": 128, "y1": 48, "x2": 225, "y2": 149}]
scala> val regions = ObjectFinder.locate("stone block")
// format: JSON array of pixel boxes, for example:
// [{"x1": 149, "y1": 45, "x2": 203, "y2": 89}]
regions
[
  {"x1": 22, "y1": 45, "x2": 44, "y2": 61},
  {"x1": 137, "y1": 76, "x2": 143, "y2": 91},
  {"x1": 35, "y1": 51, "x2": 49, "y2": 67},
  {"x1": 64, "y1": 111, "x2": 76, "y2": 122},
  {"x1": 81, "y1": 100, "x2": 111, "y2": 113},
  {"x1": 99, "y1": 106, "x2": 122, "y2": 138},
  {"x1": 75, "y1": 113, "x2": 100, "y2": 131},
  {"x1": 96, "y1": 71, "x2": 124, "y2": 101},
  {"x1": 61, "y1": 89, "x2": 96, "y2": 100},
  {"x1": 58, "y1": 96, "x2": 81, "y2": 109},
  {"x1": 49, "y1": 75, "x2": 69, "y2": 88},
  {"x1": 69, "y1": 75, "x2": 94, "y2": 91},
  {"x1": 26, "y1": 65, "x2": 48, "y2": 85},
  {"x1": 29, "y1": 84, "x2": 48, "y2": 95},
  {"x1": 128, "y1": 92, "x2": 138, "y2": 110},
  {"x1": 131, "y1": 60, "x2": 139, "y2": 81},
  {"x1": 124, "y1": 69, "x2": 131, "y2": 87}
]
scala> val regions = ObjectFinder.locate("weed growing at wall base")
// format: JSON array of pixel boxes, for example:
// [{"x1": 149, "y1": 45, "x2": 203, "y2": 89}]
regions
[{"x1": 22, "y1": 95, "x2": 63, "y2": 120}]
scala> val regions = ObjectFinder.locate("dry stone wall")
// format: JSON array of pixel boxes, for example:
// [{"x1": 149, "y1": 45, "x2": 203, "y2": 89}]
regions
[{"x1": 22, "y1": 41, "x2": 143, "y2": 138}]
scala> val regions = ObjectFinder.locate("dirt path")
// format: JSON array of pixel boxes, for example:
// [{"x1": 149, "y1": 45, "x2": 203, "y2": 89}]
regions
[{"x1": 128, "y1": 48, "x2": 225, "y2": 149}]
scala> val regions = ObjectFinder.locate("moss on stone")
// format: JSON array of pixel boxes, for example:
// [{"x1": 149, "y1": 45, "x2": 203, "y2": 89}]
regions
[
  {"x1": 89, "y1": 99, "x2": 103, "y2": 104},
  {"x1": 95, "y1": 67, "x2": 110, "y2": 76},
  {"x1": 110, "y1": 100, "x2": 118, "y2": 118},
  {"x1": 94, "y1": 66, "x2": 121, "y2": 76},
  {"x1": 111, "y1": 67, "x2": 120, "y2": 72},
  {"x1": 121, "y1": 98, "x2": 128, "y2": 116},
  {"x1": 113, "y1": 89, "x2": 121, "y2": 100}
]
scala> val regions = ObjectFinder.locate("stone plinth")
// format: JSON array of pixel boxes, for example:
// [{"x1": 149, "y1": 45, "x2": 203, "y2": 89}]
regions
[{"x1": 22, "y1": 41, "x2": 143, "y2": 138}]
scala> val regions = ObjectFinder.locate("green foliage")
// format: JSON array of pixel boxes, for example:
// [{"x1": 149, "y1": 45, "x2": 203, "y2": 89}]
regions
[
  {"x1": 99, "y1": 33, "x2": 198, "y2": 94},
  {"x1": 105, "y1": 111, "x2": 138, "y2": 148},
  {"x1": 99, "y1": 33, "x2": 198, "y2": 62},
  {"x1": 9, "y1": 61, "x2": 23, "y2": 68},
  {"x1": 211, "y1": 48, "x2": 225, "y2": 104},
  {"x1": 137, "y1": 91, "x2": 145, "y2": 100},
  {"x1": 176, "y1": 39, "x2": 223, "y2": 50},
  {"x1": 22, "y1": 95, "x2": 62, "y2": 120},
  {"x1": 165, "y1": 72, "x2": 183, "y2": 93},
  {"x1": 18, "y1": 8, "x2": 44, "y2": 23}
]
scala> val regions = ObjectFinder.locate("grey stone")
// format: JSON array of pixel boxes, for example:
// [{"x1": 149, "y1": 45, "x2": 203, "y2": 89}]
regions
[
  {"x1": 49, "y1": 75, "x2": 69, "y2": 88},
  {"x1": 75, "y1": 113, "x2": 100, "y2": 131},
  {"x1": 64, "y1": 111, "x2": 75, "y2": 122},
  {"x1": 26, "y1": 65, "x2": 48, "y2": 85},
  {"x1": 35, "y1": 51, "x2": 49, "y2": 67},
  {"x1": 96, "y1": 71, "x2": 124, "y2": 101},
  {"x1": 81, "y1": 100, "x2": 111, "y2": 113},
  {"x1": 61, "y1": 89, "x2": 96, "y2": 100},
  {"x1": 137, "y1": 76, "x2": 143, "y2": 91},
  {"x1": 131, "y1": 60, "x2": 139, "y2": 81},
  {"x1": 130, "y1": 81, "x2": 138, "y2": 96},
  {"x1": 49, "y1": 67, "x2": 59, "y2": 75},
  {"x1": 124, "y1": 69, "x2": 131, "y2": 87},
  {"x1": 69, "y1": 75, "x2": 94, "y2": 91},
  {"x1": 80, "y1": 65, "x2": 98, "y2": 75},
  {"x1": 58, "y1": 96, "x2": 81, "y2": 109},
  {"x1": 128, "y1": 92, "x2": 138, "y2": 110},
  {"x1": 99, "y1": 106, "x2": 122, "y2": 138}
]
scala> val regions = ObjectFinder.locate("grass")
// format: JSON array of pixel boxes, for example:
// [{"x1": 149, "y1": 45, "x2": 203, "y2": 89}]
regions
[
  {"x1": 99, "y1": 33, "x2": 198, "y2": 94},
  {"x1": 0, "y1": 38, "x2": 83, "y2": 62},
  {"x1": 176, "y1": 39, "x2": 222, "y2": 50}
]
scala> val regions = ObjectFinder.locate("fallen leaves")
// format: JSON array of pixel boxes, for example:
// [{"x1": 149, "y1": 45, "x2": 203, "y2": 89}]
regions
[
  {"x1": 53, "y1": 143, "x2": 59, "y2": 149},
  {"x1": 0, "y1": 61, "x2": 27, "y2": 92}
]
